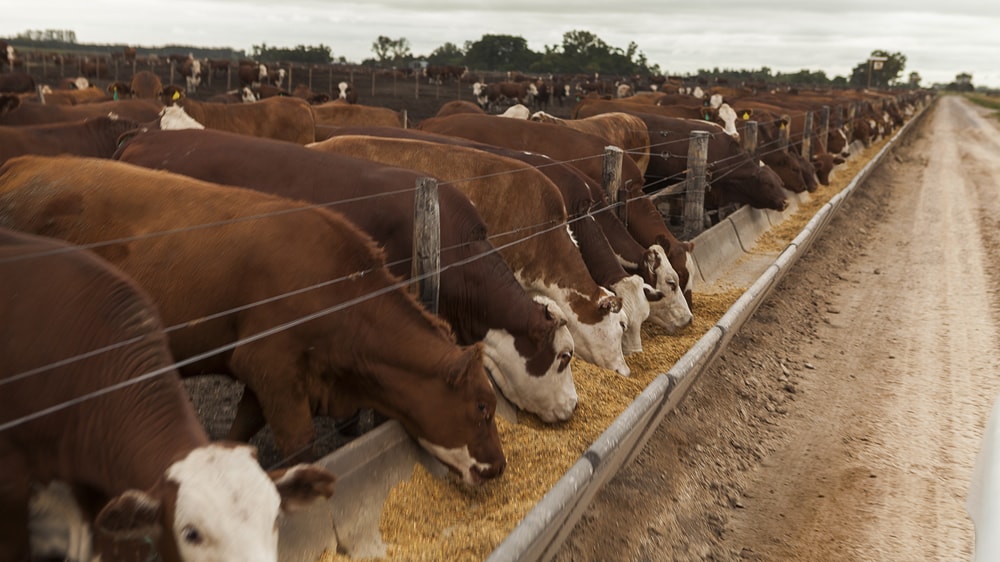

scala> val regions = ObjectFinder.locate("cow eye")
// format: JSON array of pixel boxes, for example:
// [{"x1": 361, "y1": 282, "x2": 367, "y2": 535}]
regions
[{"x1": 181, "y1": 525, "x2": 203, "y2": 545}]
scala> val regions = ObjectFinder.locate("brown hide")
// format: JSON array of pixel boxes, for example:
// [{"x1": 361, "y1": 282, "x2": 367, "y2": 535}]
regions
[
  {"x1": 414, "y1": 112, "x2": 695, "y2": 300},
  {"x1": 129, "y1": 70, "x2": 163, "y2": 100},
  {"x1": 0, "y1": 116, "x2": 141, "y2": 165},
  {"x1": 164, "y1": 89, "x2": 315, "y2": 144},
  {"x1": 0, "y1": 227, "x2": 208, "y2": 562},
  {"x1": 311, "y1": 101, "x2": 404, "y2": 128},
  {"x1": 0, "y1": 155, "x2": 505, "y2": 478},
  {"x1": 0, "y1": 95, "x2": 162, "y2": 125},
  {"x1": 40, "y1": 87, "x2": 111, "y2": 105},
  {"x1": 0, "y1": 72, "x2": 36, "y2": 94},
  {"x1": 111, "y1": 128, "x2": 566, "y2": 381},
  {"x1": 531, "y1": 110, "x2": 651, "y2": 176},
  {"x1": 435, "y1": 100, "x2": 487, "y2": 117}
]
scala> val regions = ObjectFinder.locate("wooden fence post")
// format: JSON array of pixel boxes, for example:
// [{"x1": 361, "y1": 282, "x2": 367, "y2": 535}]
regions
[
  {"x1": 820, "y1": 105, "x2": 830, "y2": 154},
  {"x1": 601, "y1": 146, "x2": 626, "y2": 225},
  {"x1": 683, "y1": 131, "x2": 710, "y2": 238},
  {"x1": 412, "y1": 177, "x2": 441, "y2": 314},
  {"x1": 802, "y1": 111, "x2": 814, "y2": 160},
  {"x1": 741, "y1": 120, "x2": 758, "y2": 159},
  {"x1": 778, "y1": 114, "x2": 791, "y2": 153}
]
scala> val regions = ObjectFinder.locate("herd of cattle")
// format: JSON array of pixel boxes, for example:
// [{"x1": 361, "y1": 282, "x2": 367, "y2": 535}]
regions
[{"x1": 0, "y1": 43, "x2": 927, "y2": 560}]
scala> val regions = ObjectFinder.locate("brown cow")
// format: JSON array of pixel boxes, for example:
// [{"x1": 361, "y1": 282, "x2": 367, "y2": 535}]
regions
[
  {"x1": 39, "y1": 86, "x2": 110, "y2": 105},
  {"x1": 238, "y1": 60, "x2": 268, "y2": 87},
  {"x1": 311, "y1": 100, "x2": 403, "y2": 128},
  {"x1": 0, "y1": 155, "x2": 507, "y2": 484},
  {"x1": 0, "y1": 71, "x2": 35, "y2": 94},
  {"x1": 113, "y1": 128, "x2": 578, "y2": 423},
  {"x1": 310, "y1": 135, "x2": 635, "y2": 373},
  {"x1": 417, "y1": 111, "x2": 699, "y2": 309},
  {"x1": 0, "y1": 115, "x2": 140, "y2": 165},
  {"x1": 313, "y1": 124, "x2": 693, "y2": 337},
  {"x1": 529, "y1": 110, "x2": 651, "y2": 176},
  {"x1": 1, "y1": 226, "x2": 336, "y2": 562},
  {"x1": 159, "y1": 85, "x2": 314, "y2": 144},
  {"x1": 0, "y1": 94, "x2": 163, "y2": 125},
  {"x1": 435, "y1": 100, "x2": 487, "y2": 117},
  {"x1": 291, "y1": 83, "x2": 331, "y2": 105},
  {"x1": 129, "y1": 69, "x2": 163, "y2": 99}
]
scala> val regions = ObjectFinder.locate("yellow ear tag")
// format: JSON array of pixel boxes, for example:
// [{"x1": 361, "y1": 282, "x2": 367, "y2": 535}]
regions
[
  {"x1": 780, "y1": 122, "x2": 787, "y2": 130},
  {"x1": 172, "y1": 90, "x2": 180, "y2": 101},
  {"x1": 742, "y1": 112, "x2": 750, "y2": 120}
]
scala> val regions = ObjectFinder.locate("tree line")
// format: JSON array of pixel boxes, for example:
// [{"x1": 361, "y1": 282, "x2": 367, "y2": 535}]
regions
[{"x1": 7, "y1": 27, "x2": 920, "y2": 88}]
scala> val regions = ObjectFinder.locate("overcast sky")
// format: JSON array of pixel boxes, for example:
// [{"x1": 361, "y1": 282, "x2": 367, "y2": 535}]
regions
[{"x1": 5, "y1": 1, "x2": 998, "y2": 88}]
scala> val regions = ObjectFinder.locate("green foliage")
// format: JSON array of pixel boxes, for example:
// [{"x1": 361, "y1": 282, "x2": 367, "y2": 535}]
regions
[
  {"x1": 463, "y1": 34, "x2": 539, "y2": 71},
  {"x1": 849, "y1": 50, "x2": 906, "y2": 88},
  {"x1": 250, "y1": 43, "x2": 332, "y2": 64},
  {"x1": 427, "y1": 42, "x2": 465, "y2": 66},
  {"x1": 14, "y1": 29, "x2": 77, "y2": 43},
  {"x1": 371, "y1": 36, "x2": 411, "y2": 65}
]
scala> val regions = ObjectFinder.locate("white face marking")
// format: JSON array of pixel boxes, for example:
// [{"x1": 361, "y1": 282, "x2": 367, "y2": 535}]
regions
[
  {"x1": 717, "y1": 103, "x2": 738, "y2": 138},
  {"x1": 167, "y1": 445, "x2": 281, "y2": 562},
  {"x1": 612, "y1": 275, "x2": 649, "y2": 355},
  {"x1": 500, "y1": 104, "x2": 530, "y2": 119},
  {"x1": 709, "y1": 93, "x2": 723, "y2": 108},
  {"x1": 644, "y1": 245, "x2": 693, "y2": 333},
  {"x1": 482, "y1": 314, "x2": 577, "y2": 423},
  {"x1": 158, "y1": 105, "x2": 205, "y2": 130},
  {"x1": 417, "y1": 439, "x2": 493, "y2": 486},
  {"x1": 523, "y1": 277, "x2": 629, "y2": 376}
]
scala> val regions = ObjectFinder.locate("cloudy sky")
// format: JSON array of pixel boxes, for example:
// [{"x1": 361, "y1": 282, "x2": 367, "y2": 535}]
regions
[{"x1": 5, "y1": 1, "x2": 998, "y2": 88}]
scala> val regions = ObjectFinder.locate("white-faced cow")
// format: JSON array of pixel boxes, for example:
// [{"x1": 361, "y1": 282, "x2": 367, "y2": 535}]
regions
[
  {"x1": 112, "y1": 128, "x2": 579, "y2": 424},
  {"x1": 310, "y1": 134, "x2": 637, "y2": 373},
  {"x1": 0, "y1": 226, "x2": 337, "y2": 562},
  {"x1": 0, "y1": 155, "x2": 507, "y2": 485}
]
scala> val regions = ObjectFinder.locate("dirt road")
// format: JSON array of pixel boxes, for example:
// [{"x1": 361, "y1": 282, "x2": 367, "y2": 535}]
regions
[{"x1": 553, "y1": 95, "x2": 1000, "y2": 561}]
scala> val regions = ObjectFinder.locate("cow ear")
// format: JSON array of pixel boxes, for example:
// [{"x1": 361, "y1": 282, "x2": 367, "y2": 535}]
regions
[
  {"x1": 95, "y1": 490, "x2": 163, "y2": 541},
  {"x1": 269, "y1": 464, "x2": 337, "y2": 513},
  {"x1": 448, "y1": 343, "x2": 484, "y2": 387},
  {"x1": 643, "y1": 283, "x2": 666, "y2": 302},
  {"x1": 599, "y1": 293, "x2": 623, "y2": 313}
]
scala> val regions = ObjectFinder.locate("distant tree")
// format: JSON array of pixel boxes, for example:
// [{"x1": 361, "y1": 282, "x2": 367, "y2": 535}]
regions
[
  {"x1": 464, "y1": 34, "x2": 539, "y2": 71},
  {"x1": 849, "y1": 50, "x2": 906, "y2": 88},
  {"x1": 428, "y1": 42, "x2": 465, "y2": 66},
  {"x1": 371, "y1": 35, "x2": 411, "y2": 65},
  {"x1": 15, "y1": 29, "x2": 76, "y2": 43}
]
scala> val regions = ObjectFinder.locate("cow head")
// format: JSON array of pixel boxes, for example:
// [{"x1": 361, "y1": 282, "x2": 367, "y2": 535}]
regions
[
  {"x1": 159, "y1": 85, "x2": 186, "y2": 106},
  {"x1": 611, "y1": 274, "x2": 654, "y2": 355},
  {"x1": 639, "y1": 246, "x2": 693, "y2": 333},
  {"x1": 91, "y1": 444, "x2": 335, "y2": 562},
  {"x1": 482, "y1": 295, "x2": 577, "y2": 423},
  {"x1": 409, "y1": 344, "x2": 507, "y2": 485}
]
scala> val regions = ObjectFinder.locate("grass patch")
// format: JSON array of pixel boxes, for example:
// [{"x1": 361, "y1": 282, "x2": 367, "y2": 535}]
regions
[{"x1": 964, "y1": 93, "x2": 1000, "y2": 120}]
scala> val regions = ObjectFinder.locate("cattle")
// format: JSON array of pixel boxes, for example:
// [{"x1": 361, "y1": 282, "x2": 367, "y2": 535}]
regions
[
  {"x1": 435, "y1": 100, "x2": 487, "y2": 117},
  {"x1": 122, "y1": 46, "x2": 137, "y2": 64},
  {"x1": 238, "y1": 60, "x2": 268, "y2": 87},
  {"x1": 205, "y1": 86, "x2": 257, "y2": 104},
  {"x1": 38, "y1": 86, "x2": 110, "y2": 105},
  {"x1": 159, "y1": 85, "x2": 315, "y2": 144},
  {"x1": 268, "y1": 67, "x2": 287, "y2": 89},
  {"x1": 0, "y1": 154, "x2": 507, "y2": 484},
  {"x1": 129, "y1": 69, "x2": 163, "y2": 100},
  {"x1": 0, "y1": 71, "x2": 35, "y2": 94},
  {"x1": 0, "y1": 115, "x2": 140, "y2": 165},
  {"x1": 530, "y1": 110, "x2": 651, "y2": 176},
  {"x1": 336, "y1": 81, "x2": 357, "y2": 104},
  {"x1": 178, "y1": 56, "x2": 203, "y2": 93},
  {"x1": 112, "y1": 128, "x2": 578, "y2": 424},
  {"x1": 291, "y1": 83, "x2": 331, "y2": 105},
  {"x1": 0, "y1": 40, "x2": 14, "y2": 70},
  {"x1": 310, "y1": 134, "x2": 638, "y2": 369},
  {"x1": 424, "y1": 64, "x2": 468, "y2": 84},
  {"x1": 313, "y1": 124, "x2": 692, "y2": 336},
  {"x1": 252, "y1": 83, "x2": 290, "y2": 99},
  {"x1": 415, "y1": 112, "x2": 697, "y2": 308},
  {"x1": 0, "y1": 94, "x2": 163, "y2": 125},
  {"x1": 79, "y1": 58, "x2": 109, "y2": 79},
  {"x1": 207, "y1": 58, "x2": 231, "y2": 78},
  {"x1": 0, "y1": 226, "x2": 337, "y2": 562},
  {"x1": 474, "y1": 81, "x2": 538, "y2": 112},
  {"x1": 311, "y1": 100, "x2": 403, "y2": 129}
]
